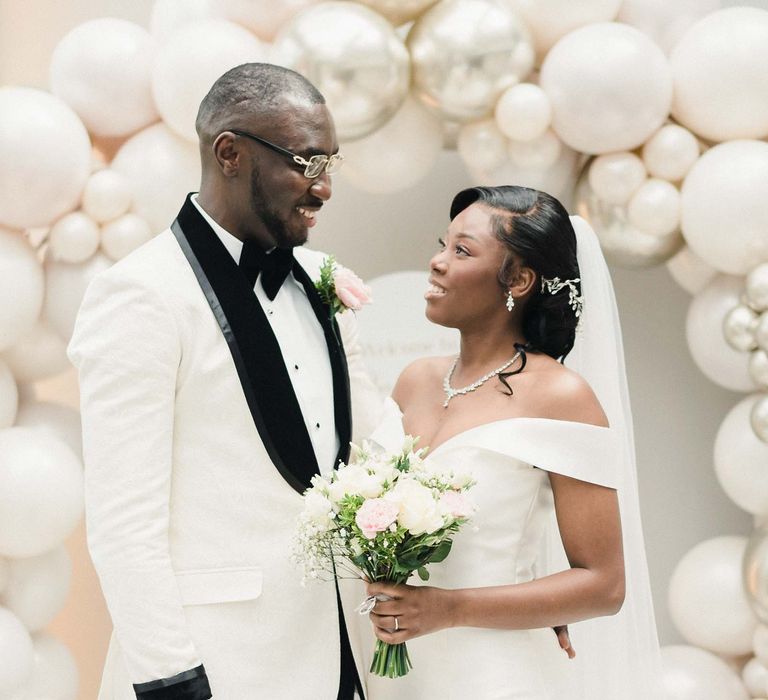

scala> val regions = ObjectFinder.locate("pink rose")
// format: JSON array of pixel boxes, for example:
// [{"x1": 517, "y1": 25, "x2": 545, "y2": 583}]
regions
[
  {"x1": 438, "y1": 490, "x2": 474, "y2": 519},
  {"x1": 355, "y1": 498, "x2": 399, "y2": 539},
  {"x1": 333, "y1": 267, "x2": 372, "y2": 311}
]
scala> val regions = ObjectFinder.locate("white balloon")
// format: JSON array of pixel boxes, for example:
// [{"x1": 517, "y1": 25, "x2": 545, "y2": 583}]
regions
[
  {"x1": 208, "y1": 0, "x2": 318, "y2": 41},
  {"x1": 494, "y1": 83, "x2": 551, "y2": 142},
  {"x1": 661, "y1": 645, "x2": 749, "y2": 700},
  {"x1": 754, "y1": 625, "x2": 768, "y2": 665},
  {"x1": 0, "y1": 429, "x2": 83, "y2": 558},
  {"x1": 7, "y1": 633, "x2": 78, "y2": 700},
  {"x1": 681, "y1": 140, "x2": 768, "y2": 276},
  {"x1": 0, "y1": 358, "x2": 18, "y2": 430},
  {"x1": 666, "y1": 245, "x2": 717, "y2": 295},
  {"x1": 588, "y1": 152, "x2": 646, "y2": 206},
  {"x1": 669, "y1": 536, "x2": 758, "y2": 656},
  {"x1": 0, "y1": 547, "x2": 71, "y2": 631},
  {"x1": 152, "y1": 19, "x2": 265, "y2": 143},
  {"x1": 742, "y1": 657, "x2": 768, "y2": 697},
  {"x1": 507, "y1": 129, "x2": 561, "y2": 169},
  {"x1": 642, "y1": 124, "x2": 700, "y2": 182},
  {"x1": 81, "y1": 169, "x2": 132, "y2": 224},
  {"x1": 47, "y1": 212, "x2": 100, "y2": 264},
  {"x1": 1, "y1": 323, "x2": 70, "y2": 385},
  {"x1": 750, "y1": 350, "x2": 768, "y2": 389},
  {"x1": 747, "y1": 263, "x2": 768, "y2": 313},
  {"x1": 14, "y1": 401, "x2": 82, "y2": 459},
  {"x1": 101, "y1": 214, "x2": 154, "y2": 261},
  {"x1": 540, "y1": 22, "x2": 672, "y2": 154},
  {"x1": 0, "y1": 607, "x2": 34, "y2": 693},
  {"x1": 340, "y1": 98, "x2": 443, "y2": 194},
  {"x1": 671, "y1": 7, "x2": 768, "y2": 142},
  {"x1": 150, "y1": 0, "x2": 211, "y2": 38},
  {"x1": 50, "y1": 19, "x2": 159, "y2": 139},
  {"x1": 111, "y1": 123, "x2": 201, "y2": 234},
  {"x1": 43, "y1": 253, "x2": 112, "y2": 344},
  {"x1": 0, "y1": 88, "x2": 91, "y2": 230},
  {"x1": 457, "y1": 119, "x2": 509, "y2": 173},
  {"x1": 0, "y1": 229, "x2": 45, "y2": 352},
  {"x1": 686, "y1": 275, "x2": 756, "y2": 392},
  {"x1": 627, "y1": 178, "x2": 681, "y2": 238}
]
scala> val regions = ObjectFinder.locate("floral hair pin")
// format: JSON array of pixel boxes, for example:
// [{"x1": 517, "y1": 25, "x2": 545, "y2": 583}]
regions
[{"x1": 540, "y1": 276, "x2": 584, "y2": 321}]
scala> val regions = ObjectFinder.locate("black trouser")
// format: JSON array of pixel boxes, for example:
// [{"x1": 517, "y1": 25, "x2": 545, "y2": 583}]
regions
[{"x1": 337, "y1": 587, "x2": 364, "y2": 700}]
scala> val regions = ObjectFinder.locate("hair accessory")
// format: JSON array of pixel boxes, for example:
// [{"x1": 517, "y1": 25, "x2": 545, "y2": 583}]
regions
[{"x1": 540, "y1": 276, "x2": 583, "y2": 319}]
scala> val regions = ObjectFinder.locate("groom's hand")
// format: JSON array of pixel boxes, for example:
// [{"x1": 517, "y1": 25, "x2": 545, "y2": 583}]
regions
[{"x1": 553, "y1": 625, "x2": 576, "y2": 658}]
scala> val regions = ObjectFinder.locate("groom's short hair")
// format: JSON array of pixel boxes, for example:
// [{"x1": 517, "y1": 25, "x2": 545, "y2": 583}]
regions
[{"x1": 195, "y1": 62, "x2": 326, "y2": 143}]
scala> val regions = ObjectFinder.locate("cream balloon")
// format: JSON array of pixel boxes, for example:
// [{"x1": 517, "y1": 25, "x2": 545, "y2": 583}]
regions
[
  {"x1": 81, "y1": 169, "x2": 132, "y2": 224},
  {"x1": 642, "y1": 124, "x2": 700, "y2": 182},
  {"x1": 0, "y1": 229, "x2": 45, "y2": 352},
  {"x1": 6, "y1": 633, "x2": 78, "y2": 700},
  {"x1": 101, "y1": 214, "x2": 154, "y2": 261},
  {"x1": 494, "y1": 83, "x2": 551, "y2": 142},
  {"x1": 43, "y1": 253, "x2": 113, "y2": 343},
  {"x1": 208, "y1": 0, "x2": 319, "y2": 41},
  {"x1": 15, "y1": 401, "x2": 82, "y2": 459},
  {"x1": 747, "y1": 263, "x2": 768, "y2": 312},
  {"x1": 627, "y1": 178, "x2": 681, "y2": 238},
  {"x1": 0, "y1": 607, "x2": 34, "y2": 693},
  {"x1": 50, "y1": 19, "x2": 159, "y2": 138},
  {"x1": 666, "y1": 246, "x2": 717, "y2": 296},
  {"x1": 339, "y1": 98, "x2": 443, "y2": 194},
  {"x1": 661, "y1": 645, "x2": 749, "y2": 700},
  {"x1": 272, "y1": 3, "x2": 410, "y2": 142},
  {"x1": 587, "y1": 152, "x2": 646, "y2": 206},
  {"x1": 668, "y1": 536, "x2": 758, "y2": 656},
  {"x1": 671, "y1": 7, "x2": 768, "y2": 142},
  {"x1": 714, "y1": 395, "x2": 768, "y2": 515},
  {"x1": 0, "y1": 359, "x2": 18, "y2": 430},
  {"x1": 507, "y1": 129, "x2": 561, "y2": 170},
  {"x1": 47, "y1": 212, "x2": 100, "y2": 264},
  {"x1": 457, "y1": 119, "x2": 509, "y2": 172},
  {"x1": 742, "y1": 658, "x2": 768, "y2": 698},
  {"x1": 540, "y1": 22, "x2": 672, "y2": 154},
  {"x1": 681, "y1": 141, "x2": 768, "y2": 276},
  {"x1": 355, "y1": 0, "x2": 437, "y2": 26},
  {"x1": 407, "y1": 0, "x2": 534, "y2": 123},
  {"x1": 1, "y1": 323, "x2": 70, "y2": 384},
  {"x1": 150, "y1": 0, "x2": 211, "y2": 38},
  {"x1": 0, "y1": 547, "x2": 71, "y2": 632},
  {"x1": 0, "y1": 88, "x2": 91, "y2": 230},
  {"x1": 686, "y1": 275, "x2": 756, "y2": 392},
  {"x1": 723, "y1": 305, "x2": 758, "y2": 353},
  {"x1": 152, "y1": 19, "x2": 266, "y2": 143},
  {"x1": 111, "y1": 123, "x2": 201, "y2": 234}
]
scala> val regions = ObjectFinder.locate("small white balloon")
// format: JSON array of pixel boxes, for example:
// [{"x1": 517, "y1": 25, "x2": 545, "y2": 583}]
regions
[
  {"x1": 81, "y1": 170, "x2": 132, "y2": 224},
  {"x1": 0, "y1": 607, "x2": 34, "y2": 693},
  {"x1": 0, "y1": 359, "x2": 18, "y2": 430},
  {"x1": 742, "y1": 657, "x2": 768, "y2": 696},
  {"x1": 101, "y1": 214, "x2": 154, "y2": 261},
  {"x1": 627, "y1": 178, "x2": 680, "y2": 238},
  {"x1": 457, "y1": 119, "x2": 509, "y2": 173},
  {"x1": 1, "y1": 323, "x2": 70, "y2": 384},
  {"x1": 495, "y1": 83, "x2": 551, "y2": 142},
  {"x1": 8, "y1": 632, "x2": 79, "y2": 700},
  {"x1": 48, "y1": 212, "x2": 100, "y2": 264},
  {"x1": 750, "y1": 350, "x2": 768, "y2": 389},
  {"x1": 15, "y1": 401, "x2": 82, "y2": 459},
  {"x1": 588, "y1": 152, "x2": 646, "y2": 206},
  {"x1": 508, "y1": 129, "x2": 561, "y2": 170},
  {"x1": 661, "y1": 645, "x2": 750, "y2": 700},
  {"x1": 747, "y1": 264, "x2": 768, "y2": 313},
  {"x1": 208, "y1": 0, "x2": 318, "y2": 41},
  {"x1": 723, "y1": 305, "x2": 758, "y2": 353},
  {"x1": 666, "y1": 246, "x2": 717, "y2": 296},
  {"x1": 642, "y1": 124, "x2": 700, "y2": 182}
]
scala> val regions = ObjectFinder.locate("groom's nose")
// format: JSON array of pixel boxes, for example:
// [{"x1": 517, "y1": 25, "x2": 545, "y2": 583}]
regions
[{"x1": 309, "y1": 172, "x2": 332, "y2": 201}]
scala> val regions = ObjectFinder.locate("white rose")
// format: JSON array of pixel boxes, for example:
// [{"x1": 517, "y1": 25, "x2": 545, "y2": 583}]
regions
[
  {"x1": 385, "y1": 479, "x2": 444, "y2": 536},
  {"x1": 333, "y1": 464, "x2": 384, "y2": 499},
  {"x1": 304, "y1": 491, "x2": 335, "y2": 531}
]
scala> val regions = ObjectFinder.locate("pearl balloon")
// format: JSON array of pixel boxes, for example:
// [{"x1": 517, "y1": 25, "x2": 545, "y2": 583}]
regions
[
  {"x1": 0, "y1": 88, "x2": 91, "y2": 230},
  {"x1": 587, "y1": 152, "x2": 646, "y2": 206},
  {"x1": 101, "y1": 214, "x2": 154, "y2": 261},
  {"x1": 747, "y1": 264, "x2": 768, "y2": 313},
  {"x1": 50, "y1": 19, "x2": 159, "y2": 138},
  {"x1": 48, "y1": 212, "x2": 100, "y2": 264},
  {"x1": 666, "y1": 246, "x2": 717, "y2": 296},
  {"x1": 750, "y1": 351, "x2": 768, "y2": 389},
  {"x1": 7, "y1": 633, "x2": 78, "y2": 700},
  {"x1": 1, "y1": 323, "x2": 70, "y2": 384},
  {"x1": 112, "y1": 123, "x2": 201, "y2": 234},
  {"x1": 642, "y1": 124, "x2": 700, "y2": 182},
  {"x1": 723, "y1": 305, "x2": 759, "y2": 353},
  {"x1": 407, "y1": 0, "x2": 534, "y2": 123},
  {"x1": 272, "y1": 3, "x2": 409, "y2": 142},
  {"x1": 495, "y1": 83, "x2": 551, "y2": 142},
  {"x1": 81, "y1": 170, "x2": 132, "y2": 224},
  {"x1": 686, "y1": 275, "x2": 756, "y2": 392},
  {"x1": 457, "y1": 119, "x2": 509, "y2": 173},
  {"x1": 339, "y1": 98, "x2": 443, "y2": 194},
  {"x1": 152, "y1": 20, "x2": 265, "y2": 143},
  {"x1": 669, "y1": 536, "x2": 758, "y2": 655},
  {"x1": 150, "y1": 0, "x2": 211, "y2": 38},
  {"x1": 671, "y1": 7, "x2": 768, "y2": 142},
  {"x1": 681, "y1": 140, "x2": 768, "y2": 276},
  {"x1": 355, "y1": 0, "x2": 437, "y2": 26},
  {"x1": 661, "y1": 645, "x2": 749, "y2": 700},
  {"x1": 627, "y1": 178, "x2": 681, "y2": 238},
  {"x1": 742, "y1": 657, "x2": 768, "y2": 698},
  {"x1": 0, "y1": 607, "x2": 34, "y2": 693},
  {"x1": 0, "y1": 359, "x2": 18, "y2": 430},
  {"x1": 15, "y1": 401, "x2": 82, "y2": 459},
  {"x1": 507, "y1": 129, "x2": 561, "y2": 170},
  {"x1": 208, "y1": 0, "x2": 319, "y2": 40}
]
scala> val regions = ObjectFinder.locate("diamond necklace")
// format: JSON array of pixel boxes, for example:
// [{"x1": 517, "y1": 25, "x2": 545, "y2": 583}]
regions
[{"x1": 442, "y1": 351, "x2": 522, "y2": 408}]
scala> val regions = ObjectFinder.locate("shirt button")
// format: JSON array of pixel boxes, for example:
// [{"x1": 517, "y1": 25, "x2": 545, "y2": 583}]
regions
[
  {"x1": 294, "y1": 364, "x2": 299, "y2": 370},
  {"x1": 267, "y1": 309, "x2": 274, "y2": 316},
  {"x1": 315, "y1": 422, "x2": 320, "y2": 429}
]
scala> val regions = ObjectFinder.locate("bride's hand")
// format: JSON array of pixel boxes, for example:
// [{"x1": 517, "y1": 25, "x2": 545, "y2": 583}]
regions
[{"x1": 366, "y1": 581, "x2": 455, "y2": 643}]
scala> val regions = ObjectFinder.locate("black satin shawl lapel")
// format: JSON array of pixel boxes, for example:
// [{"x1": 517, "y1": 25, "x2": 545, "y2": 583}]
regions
[{"x1": 172, "y1": 195, "x2": 320, "y2": 493}]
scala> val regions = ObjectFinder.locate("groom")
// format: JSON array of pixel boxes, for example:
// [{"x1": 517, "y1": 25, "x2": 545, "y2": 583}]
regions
[{"x1": 69, "y1": 63, "x2": 380, "y2": 699}]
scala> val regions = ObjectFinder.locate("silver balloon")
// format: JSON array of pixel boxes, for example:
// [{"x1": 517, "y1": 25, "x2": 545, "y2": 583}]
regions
[
  {"x1": 751, "y1": 349, "x2": 768, "y2": 389},
  {"x1": 271, "y1": 2, "x2": 410, "y2": 141},
  {"x1": 407, "y1": 0, "x2": 534, "y2": 123},
  {"x1": 356, "y1": 0, "x2": 439, "y2": 25},
  {"x1": 757, "y1": 312, "x2": 768, "y2": 352},
  {"x1": 751, "y1": 394, "x2": 768, "y2": 443},
  {"x1": 574, "y1": 162, "x2": 683, "y2": 268},
  {"x1": 724, "y1": 304, "x2": 759, "y2": 352},
  {"x1": 744, "y1": 522, "x2": 768, "y2": 623},
  {"x1": 747, "y1": 263, "x2": 768, "y2": 312}
]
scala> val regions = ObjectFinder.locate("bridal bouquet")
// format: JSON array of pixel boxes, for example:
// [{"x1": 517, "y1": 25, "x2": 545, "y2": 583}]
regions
[{"x1": 294, "y1": 436, "x2": 476, "y2": 678}]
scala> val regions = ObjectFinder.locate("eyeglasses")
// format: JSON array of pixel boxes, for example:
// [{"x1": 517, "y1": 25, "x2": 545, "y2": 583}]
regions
[{"x1": 228, "y1": 129, "x2": 344, "y2": 178}]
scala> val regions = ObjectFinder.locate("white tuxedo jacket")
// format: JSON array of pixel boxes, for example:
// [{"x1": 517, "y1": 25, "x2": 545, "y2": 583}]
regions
[{"x1": 68, "y1": 197, "x2": 382, "y2": 700}]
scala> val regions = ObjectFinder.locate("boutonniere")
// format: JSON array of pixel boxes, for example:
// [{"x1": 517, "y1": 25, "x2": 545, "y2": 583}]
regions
[{"x1": 315, "y1": 256, "x2": 372, "y2": 318}]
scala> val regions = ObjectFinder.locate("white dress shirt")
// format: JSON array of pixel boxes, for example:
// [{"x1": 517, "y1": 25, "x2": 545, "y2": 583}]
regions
[{"x1": 192, "y1": 195, "x2": 339, "y2": 475}]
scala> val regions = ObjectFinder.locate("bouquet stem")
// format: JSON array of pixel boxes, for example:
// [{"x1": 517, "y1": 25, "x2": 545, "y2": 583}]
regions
[{"x1": 370, "y1": 638, "x2": 412, "y2": 678}]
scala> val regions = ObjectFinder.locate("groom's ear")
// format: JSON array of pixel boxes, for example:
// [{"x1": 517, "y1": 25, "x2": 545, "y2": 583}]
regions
[{"x1": 211, "y1": 132, "x2": 241, "y2": 178}]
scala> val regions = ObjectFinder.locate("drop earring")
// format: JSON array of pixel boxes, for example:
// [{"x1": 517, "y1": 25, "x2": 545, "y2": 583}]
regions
[{"x1": 506, "y1": 290, "x2": 515, "y2": 311}]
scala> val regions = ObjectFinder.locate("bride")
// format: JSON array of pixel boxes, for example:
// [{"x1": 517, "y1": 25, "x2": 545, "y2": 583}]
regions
[{"x1": 362, "y1": 186, "x2": 662, "y2": 699}]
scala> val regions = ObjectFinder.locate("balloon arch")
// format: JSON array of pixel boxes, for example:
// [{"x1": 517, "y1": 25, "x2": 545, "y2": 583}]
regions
[{"x1": 1, "y1": 1, "x2": 768, "y2": 698}]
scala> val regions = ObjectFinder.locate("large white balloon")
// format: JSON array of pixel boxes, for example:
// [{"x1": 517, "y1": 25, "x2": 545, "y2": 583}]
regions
[
  {"x1": 340, "y1": 98, "x2": 443, "y2": 194},
  {"x1": 0, "y1": 88, "x2": 91, "y2": 230},
  {"x1": 668, "y1": 536, "x2": 758, "y2": 656},
  {"x1": 208, "y1": 0, "x2": 318, "y2": 41},
  {"x1": 681, "y1": 140, "x2": 768, "y2": 275},
  {"x1": 43, "y1": 253, "x2": 112, "y2": 344},
  {"x1": 152, "y1": 19, "x2": 266, "y2": 142},
  {"x1": 0, "y1": 229, "x2": 45, "y2": 352},
  {"x1": 686, "y1": 275, "x2": 756, "y2": 392},
  {"x1": 540, "y1": 22, "x2": 672, "y2": 154},
  {"x1": 50, "y1": 19, "x2": 159, "y2": 138},
  {"x1": 101, "y1": 213, "x2": 154, "y2": 261},
  {"x1": 0, "y1": 546, "x2": 71, "y2": 632},
  {"x1": 47, "y1": 212, "x2": 100, "y2": 264},
  {"x1": 81, "y1": 169, "x2": 132, "y2": 224},
  {"x1": 671, "y1": 7, "x2": 768, "y2": 142},
  {"x1": 0, "y1": 607, "x2": 34, "y2": 693},
  {"x1": 642, "y1": 123, "x2": 700, "y2": 183},
  {"x1": 661, "y1": 645, "x2": 749, "y2": 700},
  {"x1": 0, "y1": 429, "x2": 83, "y2": 558},
  {"x1": 14, "y1": 401, "x2": 82, "y2": 459},
  {"x1": 0, "y1": 358, "x2": 18, "y2": 430},
  {"x1": 112, "y1": 123, "x2": 201, "y2": 234},
  {"x1": 1, "y1": 323, "x2": 70, "y2": 384},
  {"x1": 457, "y1": 119, "x2": 509, "y2": 173},
  {"x1": 666, "y1": 246, "x2": 717, "y2": 296},
  {"x1": 7, "y1": 633, "x2": 78, "y2": 700}
]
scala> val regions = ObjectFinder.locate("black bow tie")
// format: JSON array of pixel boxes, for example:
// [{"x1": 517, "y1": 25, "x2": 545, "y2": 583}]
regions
[{"x1": 239, "y1": 241, "x2": 294, "y2": 300}]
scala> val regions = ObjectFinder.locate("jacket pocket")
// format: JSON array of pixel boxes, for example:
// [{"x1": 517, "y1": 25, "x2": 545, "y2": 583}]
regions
[{"x1": 175, "y1": 566, "x2": 263, "y2": 606}]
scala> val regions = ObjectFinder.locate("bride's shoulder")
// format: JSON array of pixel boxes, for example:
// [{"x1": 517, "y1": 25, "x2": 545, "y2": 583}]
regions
[{"x1": 392, "y1": 356, "x2": 452, "y2": 404}]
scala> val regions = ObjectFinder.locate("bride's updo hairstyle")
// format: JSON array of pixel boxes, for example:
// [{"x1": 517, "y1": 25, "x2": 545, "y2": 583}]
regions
[{"x1": 450, "y1": 185, "x2": 581, "y2": 362}]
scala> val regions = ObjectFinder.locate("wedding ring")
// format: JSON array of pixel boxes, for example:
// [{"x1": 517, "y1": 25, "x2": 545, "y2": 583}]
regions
[{"x1": 394, "y1": 616, "x2": 399, "y2": 632}]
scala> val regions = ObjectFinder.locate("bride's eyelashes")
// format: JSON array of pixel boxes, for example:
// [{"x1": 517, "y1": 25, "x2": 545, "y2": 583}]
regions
[{"x1": 437, "y1": 237, "x2": 470, "y2": 256}]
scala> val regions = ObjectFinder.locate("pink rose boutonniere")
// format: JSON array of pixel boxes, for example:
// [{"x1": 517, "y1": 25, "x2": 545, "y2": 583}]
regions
[{"x1": 315, "y1": 255, "x2": 372, "y2": 318}]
